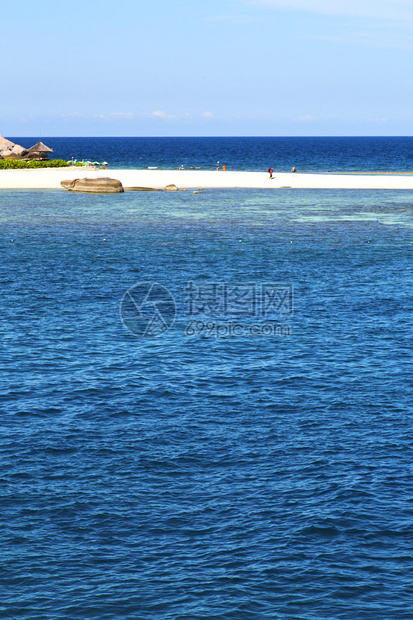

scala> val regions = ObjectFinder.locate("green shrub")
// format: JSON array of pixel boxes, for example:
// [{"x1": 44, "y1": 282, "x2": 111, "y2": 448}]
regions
[
  {"x1": 48, "y1": 159, "x2": 71, "y2": 168},
  {"x1": 0, "y1": 159, "x2": 70, "y2": 169}
]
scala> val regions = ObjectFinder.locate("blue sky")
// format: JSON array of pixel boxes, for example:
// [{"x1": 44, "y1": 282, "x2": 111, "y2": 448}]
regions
[{"x1": 2, "y1": 0, "x2": 413, "y2": 136}]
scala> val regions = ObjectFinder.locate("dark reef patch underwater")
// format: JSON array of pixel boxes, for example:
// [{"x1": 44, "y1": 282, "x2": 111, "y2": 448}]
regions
[{"x1": 2, "y1": 183, "x2": 413, "y2": 619}]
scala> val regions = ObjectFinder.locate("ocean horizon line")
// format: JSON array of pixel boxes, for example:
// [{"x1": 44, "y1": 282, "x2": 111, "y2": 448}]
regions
[{"x1": 6, "y1": 134, "x2": 413, "y2": 139}]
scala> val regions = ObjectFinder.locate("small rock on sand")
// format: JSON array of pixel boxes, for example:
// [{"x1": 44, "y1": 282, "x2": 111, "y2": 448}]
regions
[{"x1": 123, "y1": 187, "x2": 161, "y2": 191}]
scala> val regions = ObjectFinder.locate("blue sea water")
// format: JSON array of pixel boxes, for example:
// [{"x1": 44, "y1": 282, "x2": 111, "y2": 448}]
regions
[
  {"x1": 2, "y1": 139, "x2": 413, "y2": 619},
  {"x1": 9, "y1": 135, "x2": 413, "y2": 172}
]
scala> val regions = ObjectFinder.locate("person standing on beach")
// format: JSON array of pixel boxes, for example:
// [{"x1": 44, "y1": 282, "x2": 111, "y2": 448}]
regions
[
  {"x1": 292, "y1": 166, "x2": 296, "y2": 174},
  {"x1": 217, "y1": 161, "x2": 220, "y2": 171},
  {"x1": 268, "y1": 167, "x2": 273, "y2": 179}
]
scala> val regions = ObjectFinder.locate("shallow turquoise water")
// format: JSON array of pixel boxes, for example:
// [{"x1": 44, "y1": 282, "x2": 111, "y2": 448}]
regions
[{"x1": 2, "y1": 188, "x2": 413, "y2": 619}]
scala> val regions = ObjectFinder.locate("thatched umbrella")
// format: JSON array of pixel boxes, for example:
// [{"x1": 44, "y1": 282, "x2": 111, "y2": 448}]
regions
[{"x1": 27, "y1": 141, "x2": 54, "y2": 160}]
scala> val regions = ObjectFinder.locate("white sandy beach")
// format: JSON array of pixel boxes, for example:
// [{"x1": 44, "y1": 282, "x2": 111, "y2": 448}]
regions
[{"x1": 1, "y1": 168, "x2": 413, "y2": 190}]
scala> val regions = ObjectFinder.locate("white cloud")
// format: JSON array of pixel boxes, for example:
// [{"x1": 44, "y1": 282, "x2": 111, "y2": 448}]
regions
[
  {"x1": 62, "y1": 111, "x2": 135, "y2": 121},
  {"x1": 18, "y1": 115, "x2": 34, "y2": 123},
  {"x1": 61, "y1": 111, "x2": 82, "y2": 118},
  {"x1": 110, "y1": 112, "x2": 135, "y2": 119},
  {"x1": 149, "y1": 110, "x2": 177, "y2": 120},
  {"x1": 296, "y1": 114, "x2": 315, "y2": 122},
  {"x1": 205, "y1": 14, "x2": 264, "y2": 24},
  {"x1": 303, "y1": 24, "x2": 413, "y2": 50},
  {"x1": 144, "y1": 111, "x2": 215, "y2": 121},
  {"x1": 248, "y1": 0, "x2": 413, "y2": 21}
]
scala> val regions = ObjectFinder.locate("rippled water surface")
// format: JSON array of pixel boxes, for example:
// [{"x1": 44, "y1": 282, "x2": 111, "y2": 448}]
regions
[
  {"x1": 9, "y1": 135, "x2": 413, "y2": 172},
  {"x1": 2, "y1": 188, "x2": 413, "y2": 619}
]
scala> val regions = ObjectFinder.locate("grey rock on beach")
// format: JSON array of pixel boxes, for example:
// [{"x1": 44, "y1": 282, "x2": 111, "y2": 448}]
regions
[
  {"x1": 0, "y1": 135, "x2": 28, "y2": 158},
  {"x1": 61, "y1": 177, "x2": 124, "y2": 193}
]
